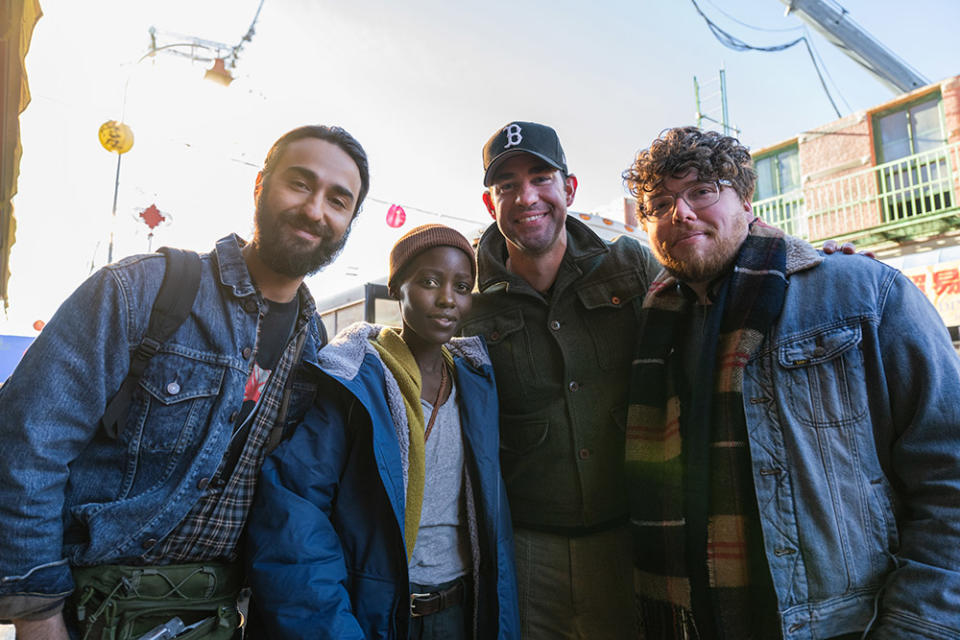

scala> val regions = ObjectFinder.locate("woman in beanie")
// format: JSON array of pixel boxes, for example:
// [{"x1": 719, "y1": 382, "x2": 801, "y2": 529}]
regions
[{"x1": 246, "y1": 224, "x2": 520, "y2": 640}]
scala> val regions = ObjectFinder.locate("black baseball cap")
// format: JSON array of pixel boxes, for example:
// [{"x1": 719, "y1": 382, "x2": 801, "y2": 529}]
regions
[{"x1": 482, "y1": 121, "x2": 568, "y2": 186}]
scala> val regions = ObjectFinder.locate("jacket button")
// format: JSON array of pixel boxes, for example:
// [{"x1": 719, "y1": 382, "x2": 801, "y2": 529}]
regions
[
  {"x1": 197, "y1": 477, "x2": 210, "y2": 490},
  {"x1": 165, "y1": 381, "x2": 181, "y2": 395},
  {"x1": 568, "y1": 381, "x2": 580, "y2": 392},
  {"x1": 142, "y1": 538, "x2": 158, "y2": 549},
  {"x1": 242, "y1": 347, "x2": 253, "y2": 359},
  {"x1": 242, "y1": 299, "x2": 258, "y2": 313},
  {"x1": 611, "y1": 295, "x2": 621, "y2": 305},
  {"x1": 578, "y1": 448, "x2": 591, "y2": 459},
  {"x1": 490, "y1": 331, "x2": 500, "y2": 341},
  {"x1": 229, "y1": 411, "x2": 239, "y2": 423},
  {"x1": 549, "y1": 320, "x2": 560, "y2": 331},
  {"x1": 812, "y1": 346, "x2": 826, "y2": 357}
]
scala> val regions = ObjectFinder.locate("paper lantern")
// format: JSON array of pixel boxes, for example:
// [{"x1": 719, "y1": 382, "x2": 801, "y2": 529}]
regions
[
  {"x1": 98, "y1": 120, "x2": 134, "y2": 154},
  {"x1": 386, "y1": 204, "x2": 406, "y2": 228}
]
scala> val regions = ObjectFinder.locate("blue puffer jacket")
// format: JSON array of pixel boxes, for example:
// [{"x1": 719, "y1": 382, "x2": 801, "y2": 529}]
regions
[{"x1": 246, "y1": 323, "x2": 520, "y2": 639}]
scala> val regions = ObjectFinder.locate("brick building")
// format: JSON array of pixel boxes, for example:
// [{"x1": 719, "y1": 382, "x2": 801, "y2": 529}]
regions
[{"x1": 751, "y1": 74, "x2": 960, "y2": 346}]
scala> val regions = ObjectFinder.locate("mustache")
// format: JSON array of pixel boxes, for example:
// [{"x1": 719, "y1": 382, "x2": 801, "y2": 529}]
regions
[{"x1": 282, "y1": 211, "x2": 336, "y2": 242}]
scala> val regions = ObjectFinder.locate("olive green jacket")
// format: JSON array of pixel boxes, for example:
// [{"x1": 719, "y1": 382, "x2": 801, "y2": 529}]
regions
[{"x1": 461, "y1": 216, "x2": 660, "y2": 530}]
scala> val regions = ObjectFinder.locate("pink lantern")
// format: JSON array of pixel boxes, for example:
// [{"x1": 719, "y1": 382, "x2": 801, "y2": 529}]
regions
[{"x1": 386, "y1": 204, "x2": 406, "y2": 228}]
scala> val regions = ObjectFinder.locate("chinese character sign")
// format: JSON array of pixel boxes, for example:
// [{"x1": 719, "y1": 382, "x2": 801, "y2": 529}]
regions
[{"x1": 903, "y1": 259, "x2": 960, "y2": 327}]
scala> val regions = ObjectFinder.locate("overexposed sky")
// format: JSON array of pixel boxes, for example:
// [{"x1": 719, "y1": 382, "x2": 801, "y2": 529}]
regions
[{"x1": 4, "y1": 0, "x2": 959, "y2": 334}]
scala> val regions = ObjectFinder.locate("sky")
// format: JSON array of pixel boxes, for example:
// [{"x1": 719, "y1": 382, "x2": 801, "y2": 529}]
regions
[{"x1": 3, "y1": 0, "x2": 959, "y2": 335}]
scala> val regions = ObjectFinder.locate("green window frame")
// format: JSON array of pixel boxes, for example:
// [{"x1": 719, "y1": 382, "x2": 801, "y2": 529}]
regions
[
  {"x1": 753, "y1": 144, "x2": 803, "y2": 236},
  {"x1": 872, "y1": 93, "x2": 951, "y2": 223},
  {"x1": 754, "y1": 144, "x2": 801, "y2": 201}
]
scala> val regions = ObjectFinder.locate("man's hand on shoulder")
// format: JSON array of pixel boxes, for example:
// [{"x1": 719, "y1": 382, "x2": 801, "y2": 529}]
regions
[
  {"x1": 821, "y1": 239, "x2": 876, "y2": 259},
  {"x1": 13, "y1": 613, "x2": 69, "y2": 640}
]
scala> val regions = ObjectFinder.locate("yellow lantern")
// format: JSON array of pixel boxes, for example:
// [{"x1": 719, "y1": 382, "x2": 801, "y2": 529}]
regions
[{"x1": 98, "y1": 120, "x2": 134, "y2": 154}]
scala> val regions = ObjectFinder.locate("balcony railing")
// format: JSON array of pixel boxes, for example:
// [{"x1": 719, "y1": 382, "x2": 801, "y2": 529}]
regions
[{"x1": 753, "y1": 142, "x2": 960, "y2": 243}]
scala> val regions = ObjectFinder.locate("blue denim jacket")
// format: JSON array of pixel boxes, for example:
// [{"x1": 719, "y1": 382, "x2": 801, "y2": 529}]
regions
[
  {"x1": 0, "y1": 235, "x2": 323, "y2": 620},
  {"x1": 744, "y1": 237, "x2": 960, "y2": 639}
]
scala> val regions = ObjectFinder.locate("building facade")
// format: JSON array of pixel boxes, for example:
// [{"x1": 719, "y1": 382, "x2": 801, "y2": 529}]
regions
[{"x1": 751, "y1": 74, "x2": 960, "y2": 348}]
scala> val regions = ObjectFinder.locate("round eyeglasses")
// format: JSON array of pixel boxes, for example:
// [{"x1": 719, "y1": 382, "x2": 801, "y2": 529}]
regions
[{"x1": 641, "y1": 179, "x2": 733, "y2": 221}]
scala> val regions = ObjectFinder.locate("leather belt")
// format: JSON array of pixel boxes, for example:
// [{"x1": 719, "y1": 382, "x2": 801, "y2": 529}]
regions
[{"x1": 409, "y1": 579, "x2": 465, "y2": 617}]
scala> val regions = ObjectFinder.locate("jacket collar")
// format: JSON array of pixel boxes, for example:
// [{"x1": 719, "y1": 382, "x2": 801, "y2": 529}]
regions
[
  {"x1": 212, "y1": 233, "x2": 317, "y2": 318},
  {"x1": 784, "y1": 233, "x2": 823, "y2": 276},
  {"x1": 317, "y1": 322, "x2": 490, "y2": 382},
  {"x1": 475, "y1": 215, "x2": 608, "y2": 294},
  {"x1": 214, "y1": 234, "x2": 258, "y2": 299}
]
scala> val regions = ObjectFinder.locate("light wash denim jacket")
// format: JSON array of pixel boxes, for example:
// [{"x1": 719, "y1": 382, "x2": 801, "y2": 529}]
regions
[
  {"x1": 744, "y1": 237, "x2": 960, "y2": 639},
  {"x1": 0, "y1": 235, "x2": 323, "y2": 620}
]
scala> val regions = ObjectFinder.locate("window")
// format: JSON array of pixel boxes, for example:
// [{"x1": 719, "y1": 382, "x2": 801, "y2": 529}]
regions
[
  {"x1": 753, "y1": 145, "x2": 803, "y2": 236},
  {"x1": 874, "y1": 95, "x2": 950, "y2": 222},
  {"x1": 754, "y1": 146, "x2": 800, "y2": 201},
  {"x1": 876, "y1": 97, "x2": 946, "y2": 162}
]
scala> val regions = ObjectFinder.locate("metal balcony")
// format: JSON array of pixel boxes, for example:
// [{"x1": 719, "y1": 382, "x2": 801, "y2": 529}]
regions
[{"x1": 753, "y1": 142, "x2": 960, "y2": 246}]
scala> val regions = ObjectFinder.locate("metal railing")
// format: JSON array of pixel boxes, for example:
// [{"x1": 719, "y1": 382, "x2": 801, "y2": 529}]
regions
[
  {"x1": 753, "y1": 189, "x2": 806, "y2": 238},
  {"x1": 753, "y1": 142, "x2": 960, "y2": 242}
]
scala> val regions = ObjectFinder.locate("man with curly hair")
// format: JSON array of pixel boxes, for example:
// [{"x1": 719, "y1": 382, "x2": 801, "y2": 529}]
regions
[{"x1": 622, "y1": 126, "x2": 960, "y2": 639}]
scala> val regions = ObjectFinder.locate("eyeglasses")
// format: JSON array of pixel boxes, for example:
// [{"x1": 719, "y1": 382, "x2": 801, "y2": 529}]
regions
[{"x1": 640, "y1": 179, "x2": 733, "y2": 221}]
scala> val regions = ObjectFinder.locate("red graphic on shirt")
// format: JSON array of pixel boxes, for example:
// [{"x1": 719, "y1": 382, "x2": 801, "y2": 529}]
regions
[{"x1": 244, "y1": 363, "x2": 271, "y2": 403}]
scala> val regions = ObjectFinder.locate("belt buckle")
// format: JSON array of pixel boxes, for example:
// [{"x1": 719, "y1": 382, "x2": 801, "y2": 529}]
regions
[{"x1": 410, "y1": 592, "x2": 432, "y2": 618}]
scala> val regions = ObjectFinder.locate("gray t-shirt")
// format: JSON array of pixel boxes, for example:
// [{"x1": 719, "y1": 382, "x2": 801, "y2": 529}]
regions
[{"x1": 408, "y1": 382, "x2": 470, "y2": 586}]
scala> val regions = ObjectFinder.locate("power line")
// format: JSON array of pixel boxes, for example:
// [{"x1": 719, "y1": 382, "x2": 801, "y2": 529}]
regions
[
  {"x1": 689, "y1": 0, "x2": 842, "y2": 118},
  {"x1": 702, "y1": 0, "x2": 804, "y2": 33},
  {"x1": 803, "y1": 27, "x2": 852, "y2": 113},
  {"x1": 799, "y1": 37, "x2": 843, "y2": 118}
]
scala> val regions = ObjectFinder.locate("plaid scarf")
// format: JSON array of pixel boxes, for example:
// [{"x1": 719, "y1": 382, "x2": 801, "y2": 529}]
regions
[{"x1": 626, "y1": 221, "x2": 787, "y2": 639}]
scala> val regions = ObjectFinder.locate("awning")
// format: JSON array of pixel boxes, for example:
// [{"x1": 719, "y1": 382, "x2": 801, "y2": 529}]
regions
[{"x1": 0, "y1": 0, "x2": 43, "y2": 311}]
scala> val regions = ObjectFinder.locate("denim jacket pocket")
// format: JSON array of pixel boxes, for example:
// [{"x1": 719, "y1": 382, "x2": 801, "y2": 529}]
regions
[
  {"x1": 576, "y1": 270, "x2": 643, "y2": 371},
  {"x1": 777, "y1": 321, "x2": 867, "y2": 428},
  {"x1": 119, "y1": 353, "x2": 226, "y2": 496},
  {"x1": 135, "y1": 353, "x2": 226, "y2": 451}
]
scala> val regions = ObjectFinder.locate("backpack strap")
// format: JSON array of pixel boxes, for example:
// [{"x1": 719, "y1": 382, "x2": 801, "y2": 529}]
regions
[{"x1": 101, "y1": 248, "x2": 202, "y2": 439}]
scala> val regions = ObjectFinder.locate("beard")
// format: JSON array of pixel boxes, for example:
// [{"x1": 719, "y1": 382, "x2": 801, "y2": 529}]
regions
[
  {"x1": 251, "y1": 192, "x2": 353, "y2": 279},
  {"x1": 652, "y1": 214, "x2": 750, "y2": 285}
]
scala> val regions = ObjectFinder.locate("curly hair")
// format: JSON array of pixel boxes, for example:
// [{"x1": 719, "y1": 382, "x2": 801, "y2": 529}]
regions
[{"x1": 623, "y1": 126, "x2": 756, "y2": 220}]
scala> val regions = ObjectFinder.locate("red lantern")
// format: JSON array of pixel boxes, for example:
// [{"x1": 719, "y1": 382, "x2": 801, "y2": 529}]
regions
[
  {"x1": 386, "y1": 204, "x2": 406, "y2": 228},
  {"x1": 139, "y1": 204, "x2": 166, "y2": 230}
]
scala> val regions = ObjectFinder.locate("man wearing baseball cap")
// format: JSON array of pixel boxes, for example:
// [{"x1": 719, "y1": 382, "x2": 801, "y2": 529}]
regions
[{"x1": 460, "y1": 121, "x2": 661, "y2": 639}]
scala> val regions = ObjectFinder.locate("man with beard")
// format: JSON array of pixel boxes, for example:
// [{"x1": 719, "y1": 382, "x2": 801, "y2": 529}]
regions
[
  {"x1": 0, "y1": 124, "x2": 369, "y2": 640},
  {"x1": 461, "y1": 121, "x2": 661, "y2": 639},
  {"x1": 623, "y1": 126, "x2": 960, "y2": 639}
]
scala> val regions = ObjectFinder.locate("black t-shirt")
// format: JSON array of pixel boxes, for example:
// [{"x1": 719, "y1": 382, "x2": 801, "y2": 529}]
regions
[{"x1": 237, "y1": 296, "x2": 299, "y2": 426}]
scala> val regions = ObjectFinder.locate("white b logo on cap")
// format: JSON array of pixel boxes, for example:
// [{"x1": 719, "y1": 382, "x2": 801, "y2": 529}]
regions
[{"x1": 503, "y1": 124, "x2": 522, "y2": 149}]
